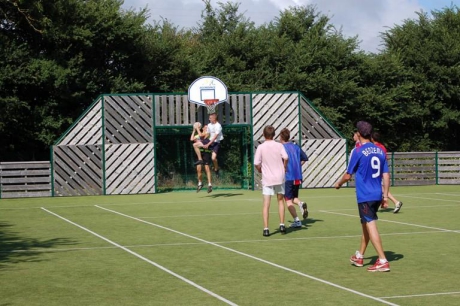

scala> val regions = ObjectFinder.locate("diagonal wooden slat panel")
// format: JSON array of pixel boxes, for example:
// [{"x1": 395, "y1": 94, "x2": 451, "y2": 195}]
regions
[
  {"x1": 59, "y1": 100, "x2": 102, "y2": 145},
  {"x1": 105, "y1": 143, "x2": 155, "y2": 194},
  {"x1": 53, "y1": 145, "x2": 102, "y2": 196}
]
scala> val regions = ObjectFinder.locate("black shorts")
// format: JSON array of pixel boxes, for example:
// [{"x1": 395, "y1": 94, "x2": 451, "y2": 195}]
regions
[
  {"x1": 200, "y1": 150, "x2": 212, "y2": 165},
  {"x1": 284, "y1": 180, "x2": 300, "y2": 200},
  {"x1": 357, "y1": 201, "x2": 380, "y2": 224},
  {"x1": 209, "y1": 142, "x2": 220, "y2": 154}
]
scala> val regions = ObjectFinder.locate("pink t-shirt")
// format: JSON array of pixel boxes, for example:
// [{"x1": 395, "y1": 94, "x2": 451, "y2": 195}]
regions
[{"x1": 254, "y1": 140, "x2": 288, "y2": 187}]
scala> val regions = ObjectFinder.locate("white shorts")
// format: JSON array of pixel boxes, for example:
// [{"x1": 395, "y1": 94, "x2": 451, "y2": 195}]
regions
[{"x1": 262, "y1": 184, "x2": 285, "y2": 196}]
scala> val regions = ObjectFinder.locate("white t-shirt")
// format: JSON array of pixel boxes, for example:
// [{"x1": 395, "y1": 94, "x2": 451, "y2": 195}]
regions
[{"x1": 208, "y1": 122, "x2": 223, "y2": 142}]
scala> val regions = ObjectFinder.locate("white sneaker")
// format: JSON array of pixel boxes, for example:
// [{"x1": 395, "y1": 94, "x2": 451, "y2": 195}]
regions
[
  {"x1": 290, "y1": 220, "x2": 302, "y2": 228},
  {"x1": 393, "y1": 202, "x2": 403, "y2": 213}
]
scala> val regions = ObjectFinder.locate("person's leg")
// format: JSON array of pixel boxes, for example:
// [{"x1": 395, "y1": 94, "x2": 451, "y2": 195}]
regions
[
  {"x1": 211, "y1": 151, "x2": 218, "y2": 171},
  {"x1": 388, "y1": 191, "x2": 403, "y2": 213},
  {"x1": 196, "y1": 165, "x2": 203, "y2": 192},
  {"x1": 277, "y1": 193, "x2": 285, "y2": 225},
  {"x1": 359, "y1": 222, "x2": 370, "y2": 255},
  {"x1": 263, "y1": 194, "x2": 271, "y2": 229},
  {"x1": 365, "y1": 221, "x2": 386, "y2": 260},
  {"x1": 193, "y1": 142, "x2": 203, "y2": 161},
  {"x1": 204, "y1": 164, "x2": 212, "y2": 193}
]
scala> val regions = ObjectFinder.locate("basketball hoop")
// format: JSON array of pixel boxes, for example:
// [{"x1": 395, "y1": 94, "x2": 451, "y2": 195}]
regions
[{"x1": 204, "y1": 99, "x2": 219, "y2": 114}]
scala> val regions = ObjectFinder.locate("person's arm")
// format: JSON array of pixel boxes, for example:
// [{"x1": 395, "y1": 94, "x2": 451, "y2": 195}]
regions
[
  {"x1": 382, "y1": 172, "x2": 390, "y2": 205},
  {"x1": 204, "y1": 125, "x2": 221, "y2": 148},
  {"x1": 335, "y1": 173, "x2": 352, "y2": 189},
  {"x1": 255, "y1": 164, "x2": 262, "y2": 173}
]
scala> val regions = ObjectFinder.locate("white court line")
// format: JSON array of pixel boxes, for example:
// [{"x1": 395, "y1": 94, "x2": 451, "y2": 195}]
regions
[
  {"x1": 40, "y1": 207, "x2": 238, "y2": 306},
  {"x1": 319, "y1": 210, "x2": 460, "y2": 233},
  {"x1": 2, "y1": 230, "x2": 443, "y2": 254},
  {"x1": 398, "y1": 195, "x2": 460, "y2": 203},
  {"x1": 320, "y1": 204, "x2": 460, "y2": 212},
  {"x1": 435, "y1": 193, "x2": 460, "y2": 197},
  {"x1": 96, "y1": 205, "x2": 399, "y2": 306},
  {"x1": 380, "y1": 291, "x2": 460, "y2": 299}
]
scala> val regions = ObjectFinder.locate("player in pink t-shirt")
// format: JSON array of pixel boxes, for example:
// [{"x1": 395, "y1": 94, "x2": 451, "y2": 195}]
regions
[{"x1": 254, "y1": 126, "x2": 289, "y2": 237}]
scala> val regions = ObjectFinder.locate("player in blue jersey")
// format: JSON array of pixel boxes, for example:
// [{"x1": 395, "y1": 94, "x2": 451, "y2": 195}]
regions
[
  {"x1": 335, "y1": 121, "x2": 391, "y2": 272},
  {"x1": 279, "y1": 128, "x2": 309, "y2": 228}
]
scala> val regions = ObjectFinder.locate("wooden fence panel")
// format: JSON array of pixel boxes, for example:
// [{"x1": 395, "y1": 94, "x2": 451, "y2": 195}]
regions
[{"x1": 0, "y1": 161, "x2": 51, "y2": 198}]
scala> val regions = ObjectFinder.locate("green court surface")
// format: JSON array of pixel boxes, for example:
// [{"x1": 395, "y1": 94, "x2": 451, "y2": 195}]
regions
[{"x1": 1, "y1": 185, "x2": 459, "y2": 305}]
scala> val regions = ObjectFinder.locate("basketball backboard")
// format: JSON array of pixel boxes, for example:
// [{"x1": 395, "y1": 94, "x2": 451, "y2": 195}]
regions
[{"x1": 188, "y1": 76, "x2": 228, "y2": 107}]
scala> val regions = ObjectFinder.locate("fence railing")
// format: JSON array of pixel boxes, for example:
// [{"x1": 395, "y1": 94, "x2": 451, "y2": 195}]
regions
[
  {"x1": 0, "y1": 161, "x2": 51, "y2": 198},
  {"x1": 1, "y1": 152, "x2": 459, "y2": 198}
]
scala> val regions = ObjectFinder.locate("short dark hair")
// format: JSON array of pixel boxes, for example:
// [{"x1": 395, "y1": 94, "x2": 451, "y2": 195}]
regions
[
  {"x1": 372, "y1": 131, "x2": 381, "y2": 142},
  {"x1": 279, "y1": 128, "x2": 290, "y2": 142},
  {"x1": 263, "y1": 126, "x2": 275, "y2": 139},
  {"x1": 356, "y1": 121, "x2": 373, "y2": 140}
]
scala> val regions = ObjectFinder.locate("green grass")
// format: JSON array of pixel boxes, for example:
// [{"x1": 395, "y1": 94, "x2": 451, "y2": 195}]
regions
[{"x1": 1, "y1": 185, "x2": 459, "y2": 305}]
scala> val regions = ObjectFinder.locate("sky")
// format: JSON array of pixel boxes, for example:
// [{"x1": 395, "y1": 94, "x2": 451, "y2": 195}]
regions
[{"x1": 121, "y1": 0, "x2": 458, "y2": 52}]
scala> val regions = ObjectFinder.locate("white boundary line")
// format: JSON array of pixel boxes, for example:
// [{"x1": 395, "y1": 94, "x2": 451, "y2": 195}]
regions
[
  {"x1": 398, "y1": 195, "x2": 460, "y2": 203},
  {"x1": 95, "y1": 205, "x2": 399, "y2": 306},
  {"x1": 1, "y1": 230, "x2": 444, "y2": 254},
  {"x1": 319, "y1": 210, "x2": 460, "y2": 233},
  {"x1": 380, "y1": 291, "x2": 460, "y2": 299},
  {"x1": 40, "y1": 207, "x2": 238, "y2": 306}
]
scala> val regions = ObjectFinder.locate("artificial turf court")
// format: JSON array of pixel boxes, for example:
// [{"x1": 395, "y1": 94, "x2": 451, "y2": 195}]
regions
[{"x1": 1, "y1": 185, "x2": 459, "y2": 306}]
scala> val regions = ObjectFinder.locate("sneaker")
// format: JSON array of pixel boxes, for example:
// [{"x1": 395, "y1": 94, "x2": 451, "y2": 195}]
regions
[
  {"x1": 350, "y1": 253, "x2": 364, "y2": 267},
  {"x1": 279, "y1": 224, "x2": 286, "y2": 234},
  {"x1": 290, "y1": 220, "x2": 302, "y2": 228},
  {"x1": 263, "y1": 229, "x2": 270, "y2": 237},
  {"x1": 301, "y1": 202, "x2": 309, "y2": 219},
  {"x1": 367, "y1": 259, "x2": 390, "y2": 272},
  {"x1": 194, "y1": 160, "x2": 203, "y2": 165},
  {"x1": 207, "y1": 185, "x2": 212, "y2": 193},
  {"x1": 196, "y1": 184, "x2": 203, "y2": 193},
  {"x1": 214, "y1": 169, "x2": 220, "y2": 178},
  {"x1": 393, "y1": 202, "x2": 403, "y2": 213}
]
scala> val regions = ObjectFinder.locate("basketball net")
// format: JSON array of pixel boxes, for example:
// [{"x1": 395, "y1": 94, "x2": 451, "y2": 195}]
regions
[{"x1": 204, "y1": 99, "x2": 219, "y2": 114}]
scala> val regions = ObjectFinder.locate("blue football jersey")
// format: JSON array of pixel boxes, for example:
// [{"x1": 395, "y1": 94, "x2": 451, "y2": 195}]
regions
[
  {"x1": 347, "y1": 142, "x2": 389, "y2": 203},
  {"x1": 283, "y1": 142, "x2": 308, "y2": 181}
]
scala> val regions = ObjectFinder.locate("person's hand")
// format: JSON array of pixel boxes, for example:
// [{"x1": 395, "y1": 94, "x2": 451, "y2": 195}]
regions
[
  {"x1": 334, "y1": 182, "x2": 342, "y2": 189},
  {"x1": 381, "y1": 198, "x2": 388, "y2": 209}
]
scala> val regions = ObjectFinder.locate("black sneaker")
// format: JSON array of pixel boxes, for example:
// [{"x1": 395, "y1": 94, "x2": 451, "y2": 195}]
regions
[
  {"x1": 301, "y1": 202, "x2": 309, "y2": 219},
  {"x1": 214, "y1": 169, "x2": 220, "y2": 178},
  {"x1": 196, "y1": 184, "x2": 203, "y2": 193},
  {"x1": 207, "y1": 185, "x2": 212, "y2": 193},
  {"x1": 263, "y1": 229, "x2": 270, "y2": 237},
  {"x1": 194, "y1": 160, "x2": 203, "y2": 166},
  {"x1": 279, "y1": 224, "x2": 286, "y2": 235}
]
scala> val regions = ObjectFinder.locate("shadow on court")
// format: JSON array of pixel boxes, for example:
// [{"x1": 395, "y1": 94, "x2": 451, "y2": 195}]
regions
[
  {"x1": 0, "y1": 222, "x2": 75, "y2": 269},
  {"x1": 206, "y1": 193, "x2": 244, "y2": 198},
  {"x1": 275, "y1": 218, "x2": 324, "y2": 235},
  {"x1": 365, "y1": 251, "x2": 404, "y2": 266}
]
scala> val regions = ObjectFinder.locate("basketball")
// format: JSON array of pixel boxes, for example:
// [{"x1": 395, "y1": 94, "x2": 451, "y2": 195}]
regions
[{"x1": 193, "y1": 122, "x2": 201, "y2": 129}]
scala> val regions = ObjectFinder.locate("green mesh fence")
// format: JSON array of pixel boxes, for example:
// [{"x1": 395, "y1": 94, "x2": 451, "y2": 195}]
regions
[{"x1": 155, "y1": 125, "x2": 252, "y2": 192}]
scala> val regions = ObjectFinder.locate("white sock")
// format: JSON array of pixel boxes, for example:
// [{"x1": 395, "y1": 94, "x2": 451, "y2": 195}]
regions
[
  {"x1": 294, "y1": 217, "x2": 300, "y2": 222},
  {"x1": 198, "y1": 181, "x2": 202, "y2": 185},
  {"x1": 208, "y1": 183, "x2": 212, "y2": 186},
  {"x1": 379, "y1": 258, "x2": 388, "y2": 263},
  {"x1": 355, "y1": 251, "x2": 363, "y2": 258}
]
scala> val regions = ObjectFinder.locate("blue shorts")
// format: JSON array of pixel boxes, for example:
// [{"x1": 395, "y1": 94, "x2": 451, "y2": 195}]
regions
[
  {"x1": 358, "y1": 201, "x2": 380, "y2": 224},
  {"x1": 284, "y1": 180, "x2": 300, "y2": 200}
]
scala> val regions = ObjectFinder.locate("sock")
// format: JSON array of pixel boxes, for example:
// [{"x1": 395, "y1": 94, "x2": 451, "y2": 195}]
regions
[
  {"x1": 379, "y1": 258, "x2": 388, "y2": 263},
  {"x1": 355, "y1": 251, "x2": 363, "y2": 258},
  {"x1": 208, "y1": 183, "x2": 212, "y2": 186},
  {"x1": 294, "y1": 217, "x2": 300, "y2": 222},
  {"x1": 280, "y1": 223, "x2": 284, "y2": 226},
  {"x1": 264, "y1": 227, "x2": 269, "y2": 230},
  {"x1": 198, "y1": 181, "x2": 202, "y2": 185}
]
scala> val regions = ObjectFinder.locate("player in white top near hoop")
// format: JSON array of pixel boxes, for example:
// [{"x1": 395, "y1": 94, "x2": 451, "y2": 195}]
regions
[{"x1": 203, "y1": 113, "x2": 223, "y2": 177}]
